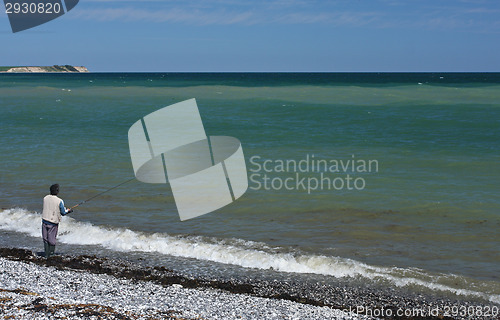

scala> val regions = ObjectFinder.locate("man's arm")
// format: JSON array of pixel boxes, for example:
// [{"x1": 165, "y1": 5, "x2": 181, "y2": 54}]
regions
[{"x1": 59, "y1": 200, "x2": 72, "y2": 216}]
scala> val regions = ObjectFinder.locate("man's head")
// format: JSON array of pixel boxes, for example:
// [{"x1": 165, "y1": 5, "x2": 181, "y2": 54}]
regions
[{"x1": 50, "y1": 184, "x2": 59, "y2": 195}]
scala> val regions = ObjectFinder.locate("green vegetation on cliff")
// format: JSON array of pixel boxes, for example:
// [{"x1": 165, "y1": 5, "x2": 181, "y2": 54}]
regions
[{"x1": 0, "y1": 66, "x2": 18, "y2": 71}]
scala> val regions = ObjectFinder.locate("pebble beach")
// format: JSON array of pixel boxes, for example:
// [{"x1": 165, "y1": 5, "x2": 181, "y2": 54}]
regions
[
  {"x1": 0, "y1": 252, "x2": 366, "y2": 320},
  {"x1": 1, "y1": 248, "x2": 498, "y2": 320}
]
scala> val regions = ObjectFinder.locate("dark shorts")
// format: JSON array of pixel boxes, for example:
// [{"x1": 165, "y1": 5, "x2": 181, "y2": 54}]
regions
[{"x1": 42, "y1": 221, "x2": 58, "y2": 246}]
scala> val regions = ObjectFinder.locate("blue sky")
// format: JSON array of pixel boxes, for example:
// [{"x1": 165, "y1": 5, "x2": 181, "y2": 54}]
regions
[{"x1": 1, "y1": 0, "x2": 500, "y2": 72}]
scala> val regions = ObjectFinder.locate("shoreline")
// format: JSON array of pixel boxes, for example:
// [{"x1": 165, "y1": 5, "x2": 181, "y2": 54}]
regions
[
  {"x1": 0, "y1": 249, "x2": 366, "y2": 320},
  {"x1": 1, "y1": 248, "x2": 498, "y2": 320}
]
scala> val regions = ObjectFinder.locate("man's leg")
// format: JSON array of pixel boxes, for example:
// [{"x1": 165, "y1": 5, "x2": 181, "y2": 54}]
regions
[
  {"x1": 49, "y1": 244, "x2": 56, "y2": 257},
  {"x1": 44, "y1": 241, "x2": 49, "y2": 258},
  {"x1": 42, "y1": 223, "x2": 50, "y2": 258},
  {"x1": 46, "y1": 223, "x2": 58, "y2": 258}
]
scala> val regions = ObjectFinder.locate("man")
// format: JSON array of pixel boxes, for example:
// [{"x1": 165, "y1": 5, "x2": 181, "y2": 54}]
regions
[{"x1": 42, "y1": 184, "x2": 73, "y2": 258}]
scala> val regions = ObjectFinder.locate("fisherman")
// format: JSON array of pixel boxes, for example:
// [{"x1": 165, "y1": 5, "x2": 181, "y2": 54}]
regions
[{"x1": 42, "y1": 184, "x2": 73, "y2": 258}]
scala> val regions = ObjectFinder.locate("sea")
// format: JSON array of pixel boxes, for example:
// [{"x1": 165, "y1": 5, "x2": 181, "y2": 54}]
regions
[{"x1": 0, "y1": 73, "x2": 499, "y2": 305}]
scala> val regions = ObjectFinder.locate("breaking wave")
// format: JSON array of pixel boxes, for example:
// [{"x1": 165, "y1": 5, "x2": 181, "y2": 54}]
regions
[{"x1": 1, "y1": 207, "x2": 499, "y2": 304}]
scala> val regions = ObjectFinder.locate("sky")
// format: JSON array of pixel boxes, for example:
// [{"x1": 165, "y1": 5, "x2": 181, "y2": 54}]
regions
[{"x1": 1, "y1": 0, "x2": 500, "y2": 72}]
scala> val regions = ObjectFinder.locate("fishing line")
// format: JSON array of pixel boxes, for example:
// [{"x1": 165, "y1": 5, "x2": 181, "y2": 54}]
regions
[{"x1": 70, "y1": 177, "x2": 135, "y2": 210}]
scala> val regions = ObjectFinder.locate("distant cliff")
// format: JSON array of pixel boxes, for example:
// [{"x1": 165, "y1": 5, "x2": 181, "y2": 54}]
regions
[{"x1": 0, "y1": 65, "x2": 89, "y2": 73}]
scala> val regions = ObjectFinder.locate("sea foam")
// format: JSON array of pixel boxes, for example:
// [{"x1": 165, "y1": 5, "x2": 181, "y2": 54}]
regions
[{"x1": 1, "y1": 208, "x2": 498, "y2": 304}]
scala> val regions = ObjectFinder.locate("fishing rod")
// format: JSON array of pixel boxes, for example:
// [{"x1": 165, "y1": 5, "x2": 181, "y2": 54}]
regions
[{"x1": 70, "y1": 177, "x2": 135, "y2": 210}]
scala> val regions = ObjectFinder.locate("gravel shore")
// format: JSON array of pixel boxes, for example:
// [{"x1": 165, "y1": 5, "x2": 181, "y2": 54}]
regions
[
  {"x1": 0, "y1": 248, "x2": 498, "y2": 320},
  {"x1": 0, "y1": 253, "x2": 368, "y2": 320}
]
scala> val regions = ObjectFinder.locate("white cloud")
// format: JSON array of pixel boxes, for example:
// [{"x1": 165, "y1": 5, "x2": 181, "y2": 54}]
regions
[
  {"x1": 68, "y1": 0, "x2": 500, "y2": 33},
  {"x1": 71, "y1": 4, "x2": 382, "y2": 27},
  {"x1": 72, "y1": 7, "x2": 257, "y2": 25}
]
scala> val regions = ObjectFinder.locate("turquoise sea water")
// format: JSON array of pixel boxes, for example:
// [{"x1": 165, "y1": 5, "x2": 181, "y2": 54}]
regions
[{"x1": 0, "y1": 73, "x2": 499, "y2": 303}]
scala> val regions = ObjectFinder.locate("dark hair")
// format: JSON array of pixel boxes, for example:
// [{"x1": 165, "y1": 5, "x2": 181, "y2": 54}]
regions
[{"x1": 50, "y1": 184, "x2": 59, "y2": 195}]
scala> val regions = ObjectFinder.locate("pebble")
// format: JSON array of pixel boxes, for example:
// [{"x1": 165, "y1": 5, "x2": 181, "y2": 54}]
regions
[{"x1": 0, "y1": 257, "x2": 370, "y2": 320}]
